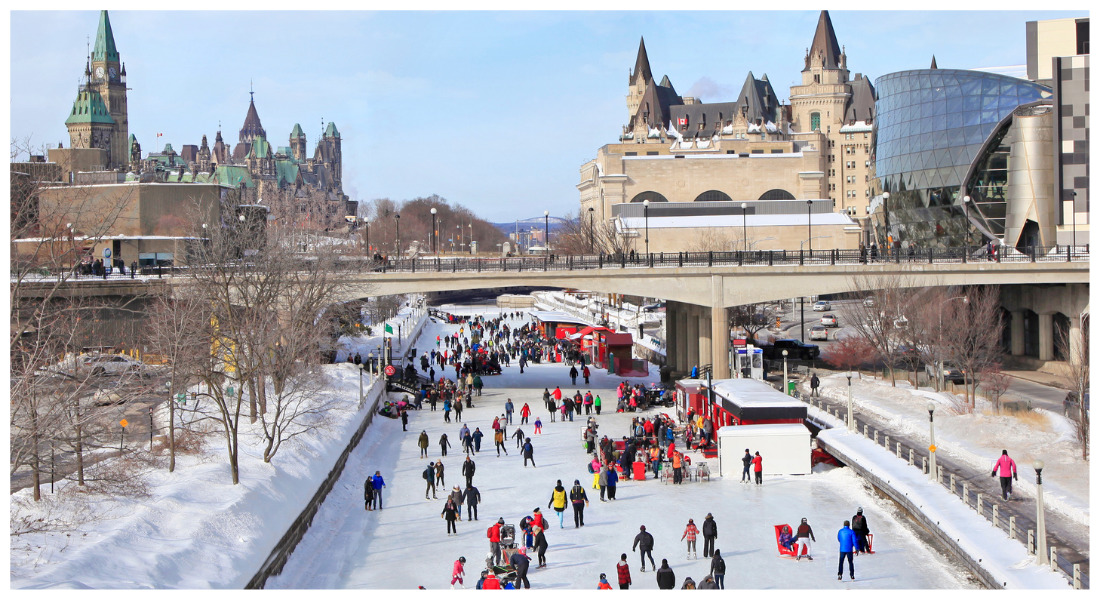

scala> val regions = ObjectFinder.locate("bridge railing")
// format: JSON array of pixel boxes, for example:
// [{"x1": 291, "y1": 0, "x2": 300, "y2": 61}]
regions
[{"x1": 374, "y1": 244, "x2": 1088, "y2": 274}]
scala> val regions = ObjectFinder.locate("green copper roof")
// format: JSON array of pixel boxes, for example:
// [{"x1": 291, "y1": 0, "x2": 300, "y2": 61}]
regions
[
  {"x1": 290, "y1": 123, "x2": 305, "y2": 138},
  {"x1": 214, "y1": 164, "x2": 255, "y2": 189},
  {"x1": 275, "y1": 160, "x2": 300, "y2": 187},
  {"x1": 92, "y1": 10, "x2": 119, "y2": 64},
  {"x1": 324, "y1": 122, "x2": 340, "y2": 138},
  {"x1": 65, "y1": 88, "x2": 115, "y2": 125},
  {"x1": 163, "y1": 143, "x2": 174, "y2": 153},
  {"x1": 249, "y1": 135, "x2": 271, "y2": 159}
]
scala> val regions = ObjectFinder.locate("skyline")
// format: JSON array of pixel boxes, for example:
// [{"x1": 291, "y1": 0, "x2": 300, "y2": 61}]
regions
[{"x1": 9, "y1": 9, "x2": 1087, "y2": 221}]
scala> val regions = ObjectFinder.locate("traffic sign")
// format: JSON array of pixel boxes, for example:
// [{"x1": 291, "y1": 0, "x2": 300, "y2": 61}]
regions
[
  {"x1": 928, "y1": 444, "x2": 937, "y2": 453},
  {"x1": 384, "y1": 365, "x2": 396, "y2": 376},
  {"x1": 120, "y1": 419, "x2": 129, "y2": 428}
]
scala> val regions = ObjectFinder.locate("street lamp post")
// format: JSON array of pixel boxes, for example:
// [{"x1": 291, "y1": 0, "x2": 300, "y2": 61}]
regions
[
  {"x1": 358, "y1": 362, "x2": 365, "y2": 405},
  {"x1": 1071, "y1": 191, "x2": 1077, "y2": 257},
  {"x1": 741, "y1": 202, "x2": 748, "y2": 251},
  {"x1": 782, "y1": 349, "x2": 789, "y2": 396},
  {"x1": 364, "y1": 219, "x2": 369, "y2": 254},
  {"x1": 927, "y1": 402, "x2": 937, "y2": 480},
  {"x1": 543, "y1": 210, "x2": 550, "y2": 256},
  {"x1": 1034, "y1": 460, "x2": 1047, "y2": 565},
  {"x1": 642, "y1": 199, "x2": 650, "y2": 256},
  {"x1": 468, "y1": 223, "x2": 473, "y2": 254},
  {"x1": 962, "y1": 195, "x2": 972, "y2": 252},
  {"x1": 587, "y1": 207, "x2": 595, "y2": 253},
  {"x1": 430, "y1": 207, "x2": 437, "y2": 255},
  {"x1": 882, "y1": 191, "x2": 890, "y2": 243},
  {"x1": 395, "y1": 213, "x2": 401, "y2": 257},
  {"x1": 806, "y1": 199, "x2": 813, "y2": 255},
  {"x1": 368, "y1": 350, "x2": 376, "y2": 376},
  {"x1": 846, "y1": 371, "x2": 854, "y2": 430}
]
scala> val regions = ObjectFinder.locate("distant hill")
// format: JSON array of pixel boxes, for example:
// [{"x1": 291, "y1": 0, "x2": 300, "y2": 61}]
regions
[{"x1": 490, "y1": 215, "x2": 573, "y2": 236}]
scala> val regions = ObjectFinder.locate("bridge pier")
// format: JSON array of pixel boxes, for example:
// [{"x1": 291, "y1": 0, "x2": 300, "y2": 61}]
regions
[{"x1": 711, "y1": 304, "x2": 730, "y2": 379}]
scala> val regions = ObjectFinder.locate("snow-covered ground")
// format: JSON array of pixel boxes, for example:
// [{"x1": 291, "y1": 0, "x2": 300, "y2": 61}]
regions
[
  {"x1": 811, "y1": 373, "x2": 1089, "y2": 530},
  {"x1": 266, "y1": 302, "x2": 978, "y2": 590}
]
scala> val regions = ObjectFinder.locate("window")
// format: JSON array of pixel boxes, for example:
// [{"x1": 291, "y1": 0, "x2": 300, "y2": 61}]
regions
[
  {"x1": 759, "y1": 189, "x2": 795, "y2": 200},
  {"x1": 810, "y1": 112, "x2": 821, "y2": 131},
  {"x1": 625, "y1": 152, "x2": 637, "y2": 156},
  {"x1": 647, "y1": 151, "x2": 658, "y2": 156},
  {"x1": 695, "y1": 190, "x2": 733, "y2": 202}
]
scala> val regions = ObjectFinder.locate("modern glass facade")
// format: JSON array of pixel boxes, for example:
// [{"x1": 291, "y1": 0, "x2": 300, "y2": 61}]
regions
[{"x1": 872, "y1": 69, "x2": 1051, "y2": 248}]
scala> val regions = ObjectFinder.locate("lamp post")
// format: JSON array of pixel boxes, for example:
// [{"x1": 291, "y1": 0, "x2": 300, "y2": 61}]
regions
[
  {"x1": 358, "y1": 362, "x2": 365, "y2": 405},
  {"x1": 1071, "y1": 191, "x2": 1077, "y2": 256},
  {"x1": 395, "y1": 213, "x2": 401, "y2": 257},
  {"x1": 806, "y1": 199, "x2": 813, "y2": 255},
  {"x1": 368, "y1": 350, "x2": 376, "y2": 376},
  {"x1": 643, "y1": 199, "x2": 650, "y2": 256},
  {"x1": 962, "y1": 195, "x2": 971, "y2": 251},
  {"x1": 846, "y1": 371, "x2": 854, "y2": 430},
  {"x1": 927, "y1": 402, "x2": 937, "y2": 480},
  {"x1": 935, "y1": 296, "x2": 968, "y2": 391},
  {"x1": 430, "y1": 207, "x2": 437, "y2": 255},
  {"x1": 1034, "y1": 460, "x2": 1047, "y2": 565},
  {"x1": 468, "y1": 223, "x2": 473, "y2": 254},
  {"x1": 741, "y1": 202, "x2": 748, "y2": 251},
  {"x1": 543, "y1": 210, "x2": 550, "y2": 256},
  {"x1": 587, "y1": 207, "x2": 595, "y2": 253},
  {"x1": 782, "y1": 349, "x2": 789, "y2": 396},
  {"x1": 364, "y1": 219, "x2": 369, "y2": 253}
]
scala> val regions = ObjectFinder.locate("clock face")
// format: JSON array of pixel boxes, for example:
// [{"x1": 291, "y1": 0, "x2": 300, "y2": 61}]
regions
[{"x1": 94, "y1": 66, "x2": 104, "y2": 79}]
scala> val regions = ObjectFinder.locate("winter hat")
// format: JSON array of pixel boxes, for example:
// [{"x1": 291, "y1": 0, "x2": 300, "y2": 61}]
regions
[
  {"x1": 498, "y1": 517, "x2": 505, "y2": 524},
  {"x1": 1002, "y1": 449, "x2": 1008, "y2": 455},
  {"x1": 801, "y1": 517, "x2": 807, "y2": 523},
  {"x1": 574, "y1": 479, "x2": 580, "y2": 485},
  {"x1": 533, "y1": 507, "x2": 540, "y2": 513},
  {"x1": 857, "y1": 508, "x2": 863, "y2": 514},
  {"x1": 639, "y1": 525, "x2": 646, "y2": 531},
  {"x1": 600, "y1": 573, "x2": 607, "y2": 580},
  {"x1": 706, "y1": 513, "x2": 713, "y2": 518},
  {"x1": 621, "y1": 553, "x2": 628, "y2": 560},
  {"x1": 688, "y1": 518, "x2": 694, "y2": 524},
  {"x1": 556, "y1": 479, "x2": 562, "y2": 486},
  {"x1": 459, "y1": 557, "x2": 466, "y2": 563},
  {"x1": 661, "y1": 559, "x2": 669, "y2": 567}
]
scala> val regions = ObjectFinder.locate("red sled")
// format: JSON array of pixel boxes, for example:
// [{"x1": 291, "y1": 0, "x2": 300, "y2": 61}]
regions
[
  {"x1": 774, "y1": 524, "x2": 808, "y2": 558},
  {"x1": 858, "y1": 533, "x2": 875, "y2": 554}
]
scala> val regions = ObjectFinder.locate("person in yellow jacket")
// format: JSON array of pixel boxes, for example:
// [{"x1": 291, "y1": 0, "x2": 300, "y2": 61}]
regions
[{"x1": 548, "y1": 480, "x2": 568, "y2": 528}]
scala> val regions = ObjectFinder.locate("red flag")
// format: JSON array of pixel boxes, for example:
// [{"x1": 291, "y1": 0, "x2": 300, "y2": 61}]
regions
[{"x1": 677, "y1": 118, "x2": 687, "y2": 126}]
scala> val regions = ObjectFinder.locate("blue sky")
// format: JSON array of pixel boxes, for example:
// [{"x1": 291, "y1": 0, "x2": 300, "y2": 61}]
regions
[{"x1": 9, "y1": 9, "x2": 1086, "y2": 221}]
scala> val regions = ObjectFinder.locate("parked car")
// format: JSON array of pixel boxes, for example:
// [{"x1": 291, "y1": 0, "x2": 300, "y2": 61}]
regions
[
  {"x1": 812, "y1": 300, "x2": 831, "y2": 312},
  {"x1": 820, "y1": 314, "x2": 839, "y2": 328},
  {"x1": 809, "y1": 325, "x2": 829, "y2": 341},
  {"x1": 641, "y1": 302, "x2": 666, "y2": 312},
  {"x1": 762, "y1": 339, "x2": 820, "y2": 361},
  {"x1": 925, "y1": 361, "x2": 965, "y2": 385},
  {"x1": 50, "y1": 353, "x2": 150, "y2": 378},
  {"x1": 863, "y1": 296, "x2": 875, "y2": 307}
]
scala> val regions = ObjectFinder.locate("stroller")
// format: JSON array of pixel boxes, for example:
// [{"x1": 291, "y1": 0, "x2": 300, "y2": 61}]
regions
[{"x1": 487, "y1": 524, "x2": 519, "y2": 586}]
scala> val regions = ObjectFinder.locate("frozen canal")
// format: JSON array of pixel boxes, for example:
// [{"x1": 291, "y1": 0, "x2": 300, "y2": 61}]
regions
[{"x1": 267, "y1": 302, "x2": 979, "y2": 590}]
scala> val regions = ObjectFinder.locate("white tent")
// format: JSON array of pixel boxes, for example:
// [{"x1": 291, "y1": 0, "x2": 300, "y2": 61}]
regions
[{"x1": 716, "y1": 423, "x2": 811, "y2": 477}]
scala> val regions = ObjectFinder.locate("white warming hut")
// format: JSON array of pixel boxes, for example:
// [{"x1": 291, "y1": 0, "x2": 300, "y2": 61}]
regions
[{"x1": 716, "y1": 423, "x2": 811, "y2": 477}]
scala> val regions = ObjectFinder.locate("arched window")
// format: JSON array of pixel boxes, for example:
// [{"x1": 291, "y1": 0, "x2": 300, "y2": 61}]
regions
[
  {"x1": 629, "y1": 191, "x2": 669, "y2": 203},
  {"x1": 759, "y1": 189, "x2": 796, "y2": 200},
  {"x1": 694, "y1": 190, "x2": 733, "y2": 202},
  {"x1": 810, "y1": 112, "x2": 821, "y2": 132}
]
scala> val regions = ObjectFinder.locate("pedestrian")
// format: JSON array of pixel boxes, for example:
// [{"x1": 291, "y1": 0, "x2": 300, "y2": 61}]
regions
[
  {"x1": 520, "y1": 402, "x2": 531, "y2": 424},
  {"x1": 451, "y1": 556, "x2": 466, "y2": 589},
  {"x1": 632, "y1": 525, "x2": 656, "y2": 572},
  {"x1": 505, "y1": 398, "x2": 514, "y2": 424},
  {"x1": 569, "y1": 365, "x2": 579, "y2": 385},
  {"x1": 473, "y1": 374, "x2": 483, "y2": 396},
  {"x1": 681, "y1": 518, "x2": 699, "y2": 559},
  {"x1": 481, "y1": 570, "x2": 501, "y2": 590},
  {"x1": 424, "y1": 462, "x2": 438, "y2": 499},
  {"x1": 442, "y1": 497, "x2": 459, "y2": 535},
  {"x1": 991, "y1": 449, "x2": 1018, "y2": 501},
  {"x1": 851, "y1": 508, "x2": 870, "y2": 554},
  {"x1": 523, "y1": 437, "x2": 536, "y2": 467},
  {"x1": 655, "y1": 558, "x2": 676, "y2": 589},
  {"x1": 533, "y1": 525, "x2": 548, "y2": 569},
  {"x1": 400, "y1": 408, "x2": 409, "y2": 431},
  {"x1": 616, "y1": 553, "x2": 632, "y2": 589},
  {"x1": 464, "y1": 483, "x2": 481, "y2": 521},
  {"x1": 810, "y1": 372, "x2": 820, "y2": 396},
  {"x1": 582, "y1": 365, "x2": 591, "y2": 385},
  {"x1": 594, "y1": 394, "x2": 602, "y2": 415},
  {"x1": 549, "y1": 480, "x2": 568, "y2": 528},
  {"x1": 533, "y1": 417, "x2": 542, "y2": 434},
  {"x1": 741, "y1": 449, "x2": 752, "y2": 483},
  {"x1": 709, "y1": 549, "x2": 725, "y2": 589},
  {"x1": 418, "y1": 431, "x2": 430, "y2": 458},
  {"x1": 702, "y1": 513, "x2": 717, "y2": 558},
  {"x1": 363, "y1": 478, "x2": 375, "y2": 511},
  {"x1": 508, "y1": 547, "x2": 531, "y2": 589},
  {"x1": 370, "y1": 470, "x2": 386, "y2": 510},
  {"x1": 605, "y1": 463, "x2": 618, "y2": 500},
  {"x1": 512, "y1": 427, "x2": 525, "y2": 449},
  {"x1": 671, "y1": 449, "x2": 684, "y2": 484},
  {"x1": 681, "y1": 576, "x2": 697, "y2": 589},
  {"x1": 569, "y1": 479, "x2": 590, "y2": 527},
  {"x1": 597, "y1": 573, "x2": 613, "y2": 590},
  {"x1": 795, "y1": 517, "x2": 816, "y2": 560},
  {"x1": 698, "y1": 575, "x2": 718, "y2": 589},
  {"x1": 837, "y1": 520, "x2": 856, "y2": 581},
  {"x1": 439, "y1": 433, "x2": 451, "y2": 456},
  {"x1": 752, "y1": 451, "x2": 763, "y2": 485},
  {"x1": 494, "y1": 428, "x2": 508, "y2": 456},
  {"x1": 443, "y1": 397, "x2": 452, "y2": 423},
  {"x1": 471, "y1": 427, "x2": 484, "y2": 453},
  {"x1": 435, "y1": 460, "x2": 446, "y2": 487},
  {"x1": 488, "y1": 517, "x2": 504, "y2": 565}
]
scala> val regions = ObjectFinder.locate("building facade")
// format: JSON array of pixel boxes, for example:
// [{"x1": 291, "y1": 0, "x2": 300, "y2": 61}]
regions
[{"x1": 579, "y1": 11, "x2": 871, "y2": 252}]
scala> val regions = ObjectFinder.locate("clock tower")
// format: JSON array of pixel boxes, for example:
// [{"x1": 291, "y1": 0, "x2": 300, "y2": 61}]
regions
[{"x1": 89, "y1": 10, "x2": 128, "y2": 170}]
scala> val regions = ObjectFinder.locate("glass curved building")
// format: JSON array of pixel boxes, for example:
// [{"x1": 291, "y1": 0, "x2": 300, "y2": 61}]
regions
[{"x1": 872, "y1": 69, "x2": 1052, "y2": 249}]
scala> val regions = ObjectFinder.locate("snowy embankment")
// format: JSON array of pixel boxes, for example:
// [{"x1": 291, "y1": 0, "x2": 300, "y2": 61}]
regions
[
  {"x1": 815, "y1": 373, "x2": 1088, "y2": 529},
  {"x1": 816, "y1": 415, "x2": 1070, "y2": 589},
  {"x1": 10, "y1": 307, "x2": 428, "y2": 589}
]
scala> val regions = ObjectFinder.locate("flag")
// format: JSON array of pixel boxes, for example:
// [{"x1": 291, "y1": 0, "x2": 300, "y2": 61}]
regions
[
  {"x1": 677, "y1": 117, "x2": 687, "y2": 126},
  {"x1": 157, "y1": 132, "x2": 163, "y2": 138},
  {"x1": 384, "y1": 324, "x2": 393, "y2": 334}
]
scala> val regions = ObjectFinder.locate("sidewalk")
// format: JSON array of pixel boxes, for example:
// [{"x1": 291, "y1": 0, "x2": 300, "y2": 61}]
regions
[{"x1": 1005, "y1": 370, "x2": 1072, "y2": 391}]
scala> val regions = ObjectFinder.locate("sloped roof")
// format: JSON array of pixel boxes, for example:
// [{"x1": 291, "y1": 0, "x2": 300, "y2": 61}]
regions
[
  {"x1": 736, "y1": 71, "x2": 780, "y2": 124},
  {"x1": 239, "y1": 96, "x2": 266, "y2": 143},
  {"x1": 249, "y1": 135, "x2": 272, "y2": 159},
  {"x1": 844, "y1": 74, "x2": 876, "y2": 123},
  {"x1": 631, "y1": 37, "x2": 653, "y2": 84},
  {"x1": 324, "y1": 121, "x2": 340, "y2": 139},
  {"x1": 804, "y1": 10, "x2": 842, "y2": 71},
  {"x1": 65, "y1": 88, "x2": 115, "y2": 125},
  {"x1": 275, "y1": 160, "x2": 300, "y2": 188},
  {"x1": 214, "y1": 164, "x2": 255, "y2": 188},
  {"x1": 930, "y1": 55, "x2": 939, "y2": 69},
  {"x1": 290, "y1": 123, "x2": 305, "y2": 139},
  {"x1": 92, "y1": 10, "x2": 119, "y2": 64}
]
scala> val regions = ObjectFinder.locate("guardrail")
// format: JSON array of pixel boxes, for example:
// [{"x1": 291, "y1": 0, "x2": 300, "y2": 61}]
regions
[{"x1": 804, "y1": 394, "x2": 1087, "y2": 589}]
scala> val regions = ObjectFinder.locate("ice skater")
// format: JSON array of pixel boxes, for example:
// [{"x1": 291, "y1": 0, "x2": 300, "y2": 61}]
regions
[{"x1": 681, "y1": 518, "x2": 699, "y2": 559}]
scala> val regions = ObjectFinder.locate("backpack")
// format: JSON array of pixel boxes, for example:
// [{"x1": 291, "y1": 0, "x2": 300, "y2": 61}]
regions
[
  {"x1": 423, "y1": 467, "x2": 432, "y2": 480},
  {"x1": 487, "y1": 526, "x2": 495, "y2": 539}
]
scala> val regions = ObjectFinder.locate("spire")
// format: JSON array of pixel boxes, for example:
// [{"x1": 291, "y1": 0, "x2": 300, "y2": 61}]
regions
[
  {"x1": 930, "y1": 55, "x2": 938, "y2": 69},
  {"x1": 631, "y1": 37, "x2": 653, "y2": 84},
  {"x1": 238, "y1": 92, "x2": 266, "y2": 144},
  {"x1": 91, "y1": 10, "x2": 119, "y2": 64},
  {"x1": 804, "y1": 10, "x2": 842, "y2": 71}
]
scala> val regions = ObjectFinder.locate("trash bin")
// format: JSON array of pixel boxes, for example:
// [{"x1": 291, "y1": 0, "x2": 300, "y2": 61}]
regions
[
  {"x1": 632, "y1": 461, "x2": 646, "y2": 481},
  {"x1": 786, "y1": 380, "x2": 796, "y2": 396}
]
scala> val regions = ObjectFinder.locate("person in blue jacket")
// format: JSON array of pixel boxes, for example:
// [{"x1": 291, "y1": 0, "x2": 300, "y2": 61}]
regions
[
  {"x1": 605, "y1": 464, "x2": 619, "y2": 500},
  {"x1": 837, "y1": 520, "x2": 856, "y2": 581},
  {"x1": 369, "y1": 470, "x2": 386, "y2": 510}
]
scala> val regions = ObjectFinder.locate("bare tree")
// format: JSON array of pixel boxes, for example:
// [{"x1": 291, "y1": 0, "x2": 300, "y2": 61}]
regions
[
  {"x1": 839, "y1": 275, "x2": 913, "y2": 386},
  {"x1": 729, "y1": 303, "x2": 780, "y2": 345},
  {"x1": 939, "y1": 286, "x2": 1003, "y2": 407},
  {"x1": 979, "y1": 363, "x2": 1011, "y2": 414},
  {"x1": 823, "y1": 335, "x2": 877, "y2": 377},
  {"x1": 688, "y1": 229, "x2": 735, "y2": 252},
  {"x1": 1057, "y1": 322, "x2": 1089, "y2": 460},
  {"x1": 552, "y1": 210, "x2": 632, "y2": 257}
]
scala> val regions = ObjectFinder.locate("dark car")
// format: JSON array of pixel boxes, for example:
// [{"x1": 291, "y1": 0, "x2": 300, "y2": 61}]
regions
[{"x1": 762, "y1": 339, "x2": 820, "y2": 361}]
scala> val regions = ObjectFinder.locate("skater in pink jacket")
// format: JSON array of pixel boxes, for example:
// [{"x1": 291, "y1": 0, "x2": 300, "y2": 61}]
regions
[
  {"x1": 991, "y1": 449, "x2": 1018, "y2": 501},
  {"x1": 451, "y1": 556, "x2": 466, "y2": 588}
]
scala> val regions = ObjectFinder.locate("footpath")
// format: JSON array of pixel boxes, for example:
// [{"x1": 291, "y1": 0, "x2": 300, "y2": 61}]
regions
[{"x1": 800, "y1": 382, "x2": 1088, "y2": 588}]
